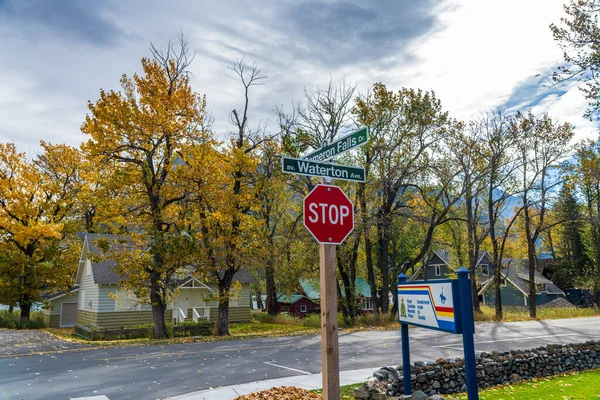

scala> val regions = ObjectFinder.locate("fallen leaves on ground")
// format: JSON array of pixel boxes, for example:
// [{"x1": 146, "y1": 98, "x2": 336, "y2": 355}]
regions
[{"x1": 234, "y1": 386, "x2": 322, "y2": 400}]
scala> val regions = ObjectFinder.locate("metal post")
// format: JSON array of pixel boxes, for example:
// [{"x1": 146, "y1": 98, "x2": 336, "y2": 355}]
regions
[
  {"x1": 457, "y1": 267, "x2": 478, "y2": 400},
  {"x1": 397, "y1": 273, "x2": 411, "y2": 395}
]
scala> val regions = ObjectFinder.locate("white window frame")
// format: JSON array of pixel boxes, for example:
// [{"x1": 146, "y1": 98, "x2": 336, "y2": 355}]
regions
[
  {"x1": 300, "y1": 305, "x2": 307, "y2": 313},
  {"x1": 435, "y1": 265, "x2": 442, "y2": 276},
  {"x1": 480, "y1": 264, "x2": 489, "y2": 276},
  {"x1": 363, "y1": 297, "x2": 373, "y2": 310}
]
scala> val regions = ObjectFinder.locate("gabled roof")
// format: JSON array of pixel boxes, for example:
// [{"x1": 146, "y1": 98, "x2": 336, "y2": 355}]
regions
[
  {"x1": 42, "y1": 287, "x2": 79, "y2": 302},
  {"x1": 355, "y1": 277, "x2": 371, "y2": 297},
  {"x1": 299, "y1": 278, "x2": 320, "y2": 300},
  {"x1": 277, "y1": 294, "x2": 309, "y2": 304},
  {"x1": 76, "y1": 233, "x2": 253, "y2": 286},
  {"x1": 409, "y1": 249, "x2": 453, "y2": 281}
]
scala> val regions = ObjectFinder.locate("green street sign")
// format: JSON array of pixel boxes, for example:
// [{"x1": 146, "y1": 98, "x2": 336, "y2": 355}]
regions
[
  {"x1": 303, "y1": 127, "x2": 369, "y2": 162},
  {"x1": 282, "y1": 157, "x2": 366, "y2": 182}
]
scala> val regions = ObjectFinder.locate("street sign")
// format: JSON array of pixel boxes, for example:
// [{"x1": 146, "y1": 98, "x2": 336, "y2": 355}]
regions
[
  {"x1": 303, "y1": 184, "x2": 354, "y2": 245},
  {"x1": 282, "y1": 157, "x2": 366, "y2": 182},
  {"x1": 303, "y1": 127, "x2": 369, "y2": 162},
  {"x1": 397, "y1": 280, "x2": 461, "y2": 334}
]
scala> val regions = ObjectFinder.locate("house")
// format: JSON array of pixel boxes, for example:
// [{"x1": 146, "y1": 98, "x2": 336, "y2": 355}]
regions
[
  {"x1": 276, "y1": 294, "x2": 318, "y2": 318},
  {"x1": 298, "y1": 277, "x2": 374, "y2": 313},
  {"x1": 41, "y1": 287, "x2": 80, "y2": 328},
  {"x1": 478, "y1": 258, "x2": 566, "y2": 307},
  {"x1": 410, "y1": 250, "x2": 455, "y2": 281},
  {"x1": 411, "y1": 249, "x2": 565, "y2": 307},
  {"x1": 74, "y1": 233, "x2": 251, "y2": 328}
]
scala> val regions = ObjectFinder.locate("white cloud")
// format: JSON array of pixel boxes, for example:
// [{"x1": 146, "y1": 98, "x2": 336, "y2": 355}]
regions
[{"x1": 0, "y1": 0, "x2": 597, "y2": 154}]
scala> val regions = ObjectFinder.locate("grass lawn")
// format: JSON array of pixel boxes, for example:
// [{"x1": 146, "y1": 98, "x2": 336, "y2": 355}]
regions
[
  {"x1": 454, "y1": 369, "x2": 600, "y2": 399},
  {"x1": 314, "y1": 383, "x2": 361, "y2": 399},
  {"x1": 474, "y1": 306, "x2": 600, "y2": 322}
]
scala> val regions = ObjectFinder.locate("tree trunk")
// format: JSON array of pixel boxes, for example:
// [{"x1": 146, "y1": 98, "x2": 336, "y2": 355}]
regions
[
  {"x1": 265, "y1": 260, "x2": 277, "y2": 316},
  {"x1": 256, "y1": 289, "x2": 264, "y2": 311},
  {"x1": 365, "y1": 236, "x2": 377, "y2": 314},
  {"x1": 8, "y1": 305, "x2": 14, "y2": 314},
  {"x1": 378, "y1": 233, "x2": 390, "y2": 314},
  {"x1": 494, "y1": 261, "x2": 502, "y2": 321},
  {"x1": 218, "y1": 297, "x2": 230, "y2": 336},
  {"x1": 19, "y1": 294, "x2": 32, "y2": 321},
  {"x1": 359, "y1": 183, "x2": 378, "y2": 315},
  {"x1": 217, "y1": 271, "x2": 234, "y2": 336},
  {"x1": 150, "y1": 271, "x2": 167, "y2": 339},
  {"x1": 466, "y1": 186, "x2": 482, "y2": 313}
]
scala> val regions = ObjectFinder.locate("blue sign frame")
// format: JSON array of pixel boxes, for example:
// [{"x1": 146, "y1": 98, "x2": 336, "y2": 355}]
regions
[
  {"x1": 397, "y1": 279, "x2": 463, "y2": 334},
  {"x1": 397, "y1": 268, "x2": 478, "y2": 399}
]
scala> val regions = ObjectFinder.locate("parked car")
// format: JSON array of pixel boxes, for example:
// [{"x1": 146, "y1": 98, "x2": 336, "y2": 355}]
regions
[{"x1": 565, "y1": 288, "x2": 594, "y2": 308}]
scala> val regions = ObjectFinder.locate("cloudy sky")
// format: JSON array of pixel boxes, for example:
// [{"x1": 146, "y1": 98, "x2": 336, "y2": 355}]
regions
[{"x1": 0, "y1": 0, "x2": 597, "y2": 154}]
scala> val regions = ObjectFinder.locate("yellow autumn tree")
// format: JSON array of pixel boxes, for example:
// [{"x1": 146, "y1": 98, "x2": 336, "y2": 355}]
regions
[
  {"x1": 0, "y1": 142, "x2": 82, "y2": 320},
  {"x1": 81, "y1": 36, "x2": 209, "y2": 338}
]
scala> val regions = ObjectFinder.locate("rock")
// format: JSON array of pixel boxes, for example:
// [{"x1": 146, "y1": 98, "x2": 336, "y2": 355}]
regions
[
  {"x1": 410, "y1": 390, "x2": 428, "y2": 400},
  {"x1": 416, "y1": 373, "x2": 428, "y2": 383},
  {"x1": 414, "y1": 361, "x2": 426, "y2": 367},
  {"x1": 372, "y1": 393, "x2": 387, "y2": 400},
  {"x1": 374, "y1": 370, "x2": 390, "y2": 381},
  {"x1": 427, "y1": 396, "x2": 447, "y2": 400},
  {"x1": 353, "y1": 384, "x2": 371, "y2": 400},
  {"x1": 460, "y1": 384, "x2": 467, "y2": 392},
  {"x1": 509, "y1": 373, "x2": 522, "y2": 383},
  {"x1": 432, "y1": 380, "x2": 441, "y2": 389},
  {"x1": 382, "y1": 366, "x2": 400, "y2": 381}
]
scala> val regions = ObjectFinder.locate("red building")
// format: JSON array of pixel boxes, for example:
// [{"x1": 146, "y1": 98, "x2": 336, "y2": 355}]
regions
[{"x1": 276, "y1": 294, "x2": 319, "y2": 318}]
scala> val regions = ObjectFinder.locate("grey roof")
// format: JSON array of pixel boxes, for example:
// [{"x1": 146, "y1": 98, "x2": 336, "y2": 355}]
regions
[
  {"x1": 83, "y1": 233, "x2": 254, "y2": 285},
  {"x1": 42, "y1": 287, "x2": 79, "y2": 301},
  {"x1": 92, "y1": 260, "x2": 125, "y2": 285},
  {"x1": 431, "y1": 249, "x2": 451, "y2": 265}
]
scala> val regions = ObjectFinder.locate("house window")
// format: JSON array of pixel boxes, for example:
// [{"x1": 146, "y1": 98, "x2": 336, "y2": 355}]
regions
[
  {"x1": 281, "y1": 305, "x2": 290, "y2": 313},
  {"x1": 536, "y1": 284, "x2": 546, "y2": 294},
  {"x1": 363, "y1": 297, "x2": 373, "y2": 310},
  {"x1": 435, "y1": 265, "x2": 441, "y2": 276},
  {"x1": 480, "y1": 265, "x2": 489, "y2": 276},
  {"x1": 300, "y1": 305, "x2": 307, "y2": 313}
]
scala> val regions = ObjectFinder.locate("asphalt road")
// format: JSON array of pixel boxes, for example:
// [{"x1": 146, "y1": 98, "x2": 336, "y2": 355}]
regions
[{"x1": 0, "y1": 317, "x2": 599, "y2": 400}]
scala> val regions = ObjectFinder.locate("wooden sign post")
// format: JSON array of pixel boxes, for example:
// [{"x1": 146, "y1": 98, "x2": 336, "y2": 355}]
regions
[{"x1": 320, "y1": 242, "x2": 339, "y2": 400}]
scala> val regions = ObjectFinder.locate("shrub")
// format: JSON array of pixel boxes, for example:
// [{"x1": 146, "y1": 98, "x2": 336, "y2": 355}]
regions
[
  {"x1": 251, "y1": 312, "x2": 299, "y2": 326},
  {"x1": 0, "y1": 310, "x2": 46, "y2": 329},
  {"x1": 301, "y1": 313, "x2": 320, "y2": 328}
]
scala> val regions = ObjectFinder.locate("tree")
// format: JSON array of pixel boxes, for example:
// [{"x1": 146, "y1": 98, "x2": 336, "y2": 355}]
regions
[
  {"x1": 549, "y1": 183, "x2": 591, "y2": 288},
  {"x1": 0, "y1": 142, "x2": 81, "y2": 319},
  {"x1": 354, "y1": 84, "x2": 452, "y2": 313},
  {"x1": 81, "y1": 36, "x2": 208, "y2": 338},
  {"x1": 513, "y1": 112, "x2": 573, "y2": 317},
  {"x1": 447, "y1": 127, "x2": 489, "y2": 312},
  {"x1": 475, "y1": 111, "x2": 523, "y2": 321},
  {"x1": 574, "y1": 139, "x2": 600, "y2": 306},
  {"x1": 551, "y1": 0, "x2": 600, "y2": 118}
]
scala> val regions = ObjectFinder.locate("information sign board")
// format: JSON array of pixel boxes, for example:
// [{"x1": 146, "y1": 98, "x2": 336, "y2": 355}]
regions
[{"x1": 397, "y1": 280, "x2": 461, "y2": 334}]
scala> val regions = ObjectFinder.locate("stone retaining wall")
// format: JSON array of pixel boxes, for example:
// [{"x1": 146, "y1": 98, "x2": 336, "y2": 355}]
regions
[{"x1": 354, "y1": 340, "x2": 600, "y2": 399}]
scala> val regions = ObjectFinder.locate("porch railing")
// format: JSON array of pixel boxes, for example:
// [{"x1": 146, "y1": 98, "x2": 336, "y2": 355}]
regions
[
  {"x1": 173, "y1": 308, "x2": 187, "y2": 324},
  {"x1": 192, "y1": 307, "x2": 210, "y2": 322}
]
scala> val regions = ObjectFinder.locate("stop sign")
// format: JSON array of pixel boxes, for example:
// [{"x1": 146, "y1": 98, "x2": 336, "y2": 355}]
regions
[{"x1": 303, "y1": 184, "x2": 354, "y2": 244}]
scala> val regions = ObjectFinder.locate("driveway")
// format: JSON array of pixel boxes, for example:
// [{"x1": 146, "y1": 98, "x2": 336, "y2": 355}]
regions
[{"x1": 0, "y1": 329, "x2": 91, "y2": 357}]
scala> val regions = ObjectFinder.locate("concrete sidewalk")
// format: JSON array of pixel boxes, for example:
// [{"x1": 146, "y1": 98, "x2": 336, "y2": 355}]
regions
[{"x1": 166, "y1": 367, "x2": 379, "y2": 400}]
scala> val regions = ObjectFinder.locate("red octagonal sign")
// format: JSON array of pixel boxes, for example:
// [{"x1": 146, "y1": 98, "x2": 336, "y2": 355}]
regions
[{"x1": 303, "y1": 184, "x2": 354, "y2": 245}]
